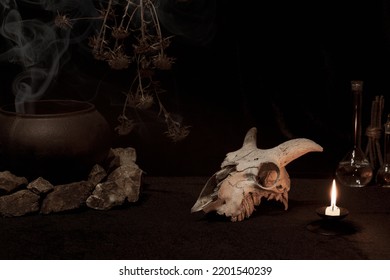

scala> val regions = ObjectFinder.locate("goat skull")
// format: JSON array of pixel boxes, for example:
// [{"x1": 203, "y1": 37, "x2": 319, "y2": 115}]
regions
[{"x1": 191, "y1": 127, "x2": 323, "y2": 222}]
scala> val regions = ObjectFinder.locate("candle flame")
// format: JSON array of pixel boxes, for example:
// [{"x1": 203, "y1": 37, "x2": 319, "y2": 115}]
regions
[{"x1": 331, "y1": 179, "x2": 337, "y2": 209}]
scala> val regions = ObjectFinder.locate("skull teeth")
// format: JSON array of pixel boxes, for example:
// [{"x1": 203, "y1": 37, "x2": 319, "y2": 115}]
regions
[
  {"x1": 232, "y1": 192, "x2": 261, "y2": 222},
  {"x1": 252, "y1": 192, "x2": 261, "y2": 205},
  {"x1": 231, "y1": 190, "x2": 289, "y2": 222},
  {"x1": 282, "y1": 191, "x2": 289, "y2": 210}
]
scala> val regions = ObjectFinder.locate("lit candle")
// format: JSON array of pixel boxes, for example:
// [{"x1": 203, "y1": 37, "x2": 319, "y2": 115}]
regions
[{"x1": 325, "y1": 179, "x2": 340, "y2": 216}]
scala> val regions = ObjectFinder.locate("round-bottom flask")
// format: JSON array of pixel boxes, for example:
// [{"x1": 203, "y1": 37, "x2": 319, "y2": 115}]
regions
[
  {"x1": 336, "y1": 146, "x2": 373, "y2": 187},
  {"x1": 376, "y1": 114, "x2": 390, "y2": 187},
  {"x1": 376, "y1": 164, "x2": 390, "y2": 187}
]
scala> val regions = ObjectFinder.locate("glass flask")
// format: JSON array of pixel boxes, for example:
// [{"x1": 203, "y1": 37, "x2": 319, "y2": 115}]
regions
[
  {"x1": 376, "y1": 114, "x2": 390, "y2": 187},
  {"x1": 335, "y1": 80, "x2": 373, "y2": 187}
]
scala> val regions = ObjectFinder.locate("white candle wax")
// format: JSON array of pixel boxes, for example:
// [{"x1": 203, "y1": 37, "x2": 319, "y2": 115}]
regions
[
  {"x1": 325, "y1": 205, "x2": 340, "y2": 216},
  {"x1": 325, "y1": 179, "x2": 340, "y2": 216}
]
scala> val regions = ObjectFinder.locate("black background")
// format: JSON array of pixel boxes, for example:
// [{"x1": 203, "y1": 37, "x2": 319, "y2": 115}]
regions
[{"x1": 1, "y1": 0, "x2": 390, "y2": 178}]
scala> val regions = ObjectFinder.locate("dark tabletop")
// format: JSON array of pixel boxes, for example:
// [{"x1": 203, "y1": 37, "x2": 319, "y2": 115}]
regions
[{"x1": 0, "y1": 177, "x2": 389, "y2": 260}]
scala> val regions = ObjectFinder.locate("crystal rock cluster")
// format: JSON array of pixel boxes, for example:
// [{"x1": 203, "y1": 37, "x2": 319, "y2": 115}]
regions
[{"x1": 0, "y1": 147, "x2": 143, "y2": 217}]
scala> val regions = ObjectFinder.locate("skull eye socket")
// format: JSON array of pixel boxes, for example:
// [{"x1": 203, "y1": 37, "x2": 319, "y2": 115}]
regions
[{"x1": 257, "y1": 162, "x2": 280, "y2": 188}]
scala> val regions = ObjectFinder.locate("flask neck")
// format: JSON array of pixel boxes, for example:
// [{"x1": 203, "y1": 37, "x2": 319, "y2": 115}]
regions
[{"x1": 351, "y1": 80, "x2": 363, "y2": 148}]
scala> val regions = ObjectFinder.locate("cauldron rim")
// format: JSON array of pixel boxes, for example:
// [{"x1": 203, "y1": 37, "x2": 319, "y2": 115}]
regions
[{"x1": 0, "y1": 99, "x2": 95, "y2": 118}]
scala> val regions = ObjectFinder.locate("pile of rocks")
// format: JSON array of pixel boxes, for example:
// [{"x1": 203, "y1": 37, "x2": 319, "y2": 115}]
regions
[{"x1": 0, "y1": 147, "x2": 143, "y2": 217}]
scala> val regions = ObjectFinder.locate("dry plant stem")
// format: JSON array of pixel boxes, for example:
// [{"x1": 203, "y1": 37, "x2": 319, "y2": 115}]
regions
[
  {"x1": 149, "y1": 2, "x2": 164, "y2": 54},
  {"x1": 134, "y1": 55, "x2": 146, "y2": 101},
  {"x1": 156, "y1": 93, "x2": 169, "y2": 119},
  {"x1": 119, "y1": 0, "x2": 132, "y2": 29},
  {"x1": 71, "y1": 16, "x2": 104, "y2": 22},
  {"x1": 140, "y1": 0, "x2": 146, "y2": 39},
  {"x1": 98, "y1": 0, "x2": 113, "y2": 51},
  {"x1": 55, "y1": 12, "x2": 104, "y2": 30},
  {"x1": 126, "y1": 4, "x2": 139, "y2": 31}
]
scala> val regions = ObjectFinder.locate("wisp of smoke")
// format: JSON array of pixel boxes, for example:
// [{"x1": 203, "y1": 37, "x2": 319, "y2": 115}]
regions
[
  {"x1": 0, "y1": 0, "x2": 99, "y2": 112},
  {"x1": 0, "y1": 0, "x2": 217, "y2": 113}
]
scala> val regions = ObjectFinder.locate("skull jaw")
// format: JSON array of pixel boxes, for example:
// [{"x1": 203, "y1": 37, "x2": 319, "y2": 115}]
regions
[{"x1": 203, "y1": 168, "x2": 290, "y2": 222}]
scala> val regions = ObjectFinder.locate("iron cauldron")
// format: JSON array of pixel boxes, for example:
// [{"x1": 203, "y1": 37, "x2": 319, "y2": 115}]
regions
[{"x1": 0, "y1": 100, "x2": 112, "y2": 183}]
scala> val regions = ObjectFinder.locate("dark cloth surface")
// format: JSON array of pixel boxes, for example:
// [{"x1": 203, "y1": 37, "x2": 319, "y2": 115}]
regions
[{"x1": 0, "y1": 177, "x2": 389, "y2": 260}]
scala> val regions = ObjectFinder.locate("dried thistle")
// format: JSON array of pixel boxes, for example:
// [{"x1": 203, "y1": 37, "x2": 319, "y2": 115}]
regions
[
  {"x1": 133, "y1": 39, "x2": 154, "y2": 55},
  {"x1": 165, "y1": 118, "x2": 191, "y2": 142},
  {"x1": 89, "y1": 36, "x2": 110, "y2": 60},
  {"x1": 88, "y1": 36, "x2": 102, "y2": 49},
  {"x1": 149, "y1": 36, "x2": 173, "y2": 51},
  {"x1": 111, "y1": 26, "x2": 130, "y2": 39},
  {"x1": 89, "y1": 0, "x2": 190, "y2": 141},
  {"x1": 157, "y1": 94, "x2": 190, "y2": 142},
  {"x1": 54, "y1": 12, "x2": 73, "y2": 30},
  {"x1": 127, "y1": 92, "x2": 154, "y2": 110},
  {"x1": 153, "y1": 53, "x2": 175, "y2": 70},
  {"x1": 107, "y1": 47, "x2": 131, "y2": 70},
  {"x1": 115, "y1": 114, "x2": 136, "y2": 135}
]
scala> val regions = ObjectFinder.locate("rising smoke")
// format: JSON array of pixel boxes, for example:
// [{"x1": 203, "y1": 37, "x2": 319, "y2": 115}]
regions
[
  {"x1": 0, "y1": 0, "x2": 101, "y2": 112},
  {"x1": 0, "y1": 0, "x2": 217, "y2": 112}
]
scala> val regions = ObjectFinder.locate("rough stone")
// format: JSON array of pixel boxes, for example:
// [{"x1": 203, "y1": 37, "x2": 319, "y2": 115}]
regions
[
  {"x1": 88, "y1": 164, "x2": 107, "y2": 186},
  {"x1": 27, "y1": 177, "x2": 54, "y2": 195},
  {"x1": 108, "y1": 164, "x2": 143, "y2": 202},
  {"x1": 105, "y1": 149, "x2": 120, "y2": 172},
  {"x1": 40, "y1": 181, "x2": 95, "y2": 214},
  {"x1": 0, "y1": 190, "x2": 40, "y2": 217},
  {"x1": 1, "y1": 146, "x2": 143, "y2": 216},
  {"x1": 86, "y1": 181, "x2": 126, "y2": 210},
  {"x1": 0, "y1": 171, "x2": 28, "y2": 194},
  {"x1": 111, "y1": 147, "x2": 137, "y2": 166}
]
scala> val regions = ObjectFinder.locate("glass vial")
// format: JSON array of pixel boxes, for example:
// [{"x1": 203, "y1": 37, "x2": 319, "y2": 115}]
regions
[
  {"x1": 335, "y1": 80, "x2": 373, "y2": 187},
  {"x1": 376, "y1": 114, "x2": 390, "y2": 187}
]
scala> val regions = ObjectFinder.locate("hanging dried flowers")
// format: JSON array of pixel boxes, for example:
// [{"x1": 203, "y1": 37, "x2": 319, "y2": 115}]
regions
[
  {"x1": 88, "y1": 0, "x2": 189, "y2": 141},
  {"x1": 52, "y1": 0, "x2": 190, "y2": 142}
]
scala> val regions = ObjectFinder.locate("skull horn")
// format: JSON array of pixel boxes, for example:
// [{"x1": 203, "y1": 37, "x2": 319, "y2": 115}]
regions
[
  {"x1": 274, "y1": 138, "x2": 323, "y2": 167},
  {"x1": 242, "y1": 127, "x2": 258, "y2": 149}
]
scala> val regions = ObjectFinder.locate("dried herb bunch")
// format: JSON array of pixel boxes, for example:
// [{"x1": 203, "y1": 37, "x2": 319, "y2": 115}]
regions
[{"x1": 86, "y1": 0, "x2": 190, "y2": 141}]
